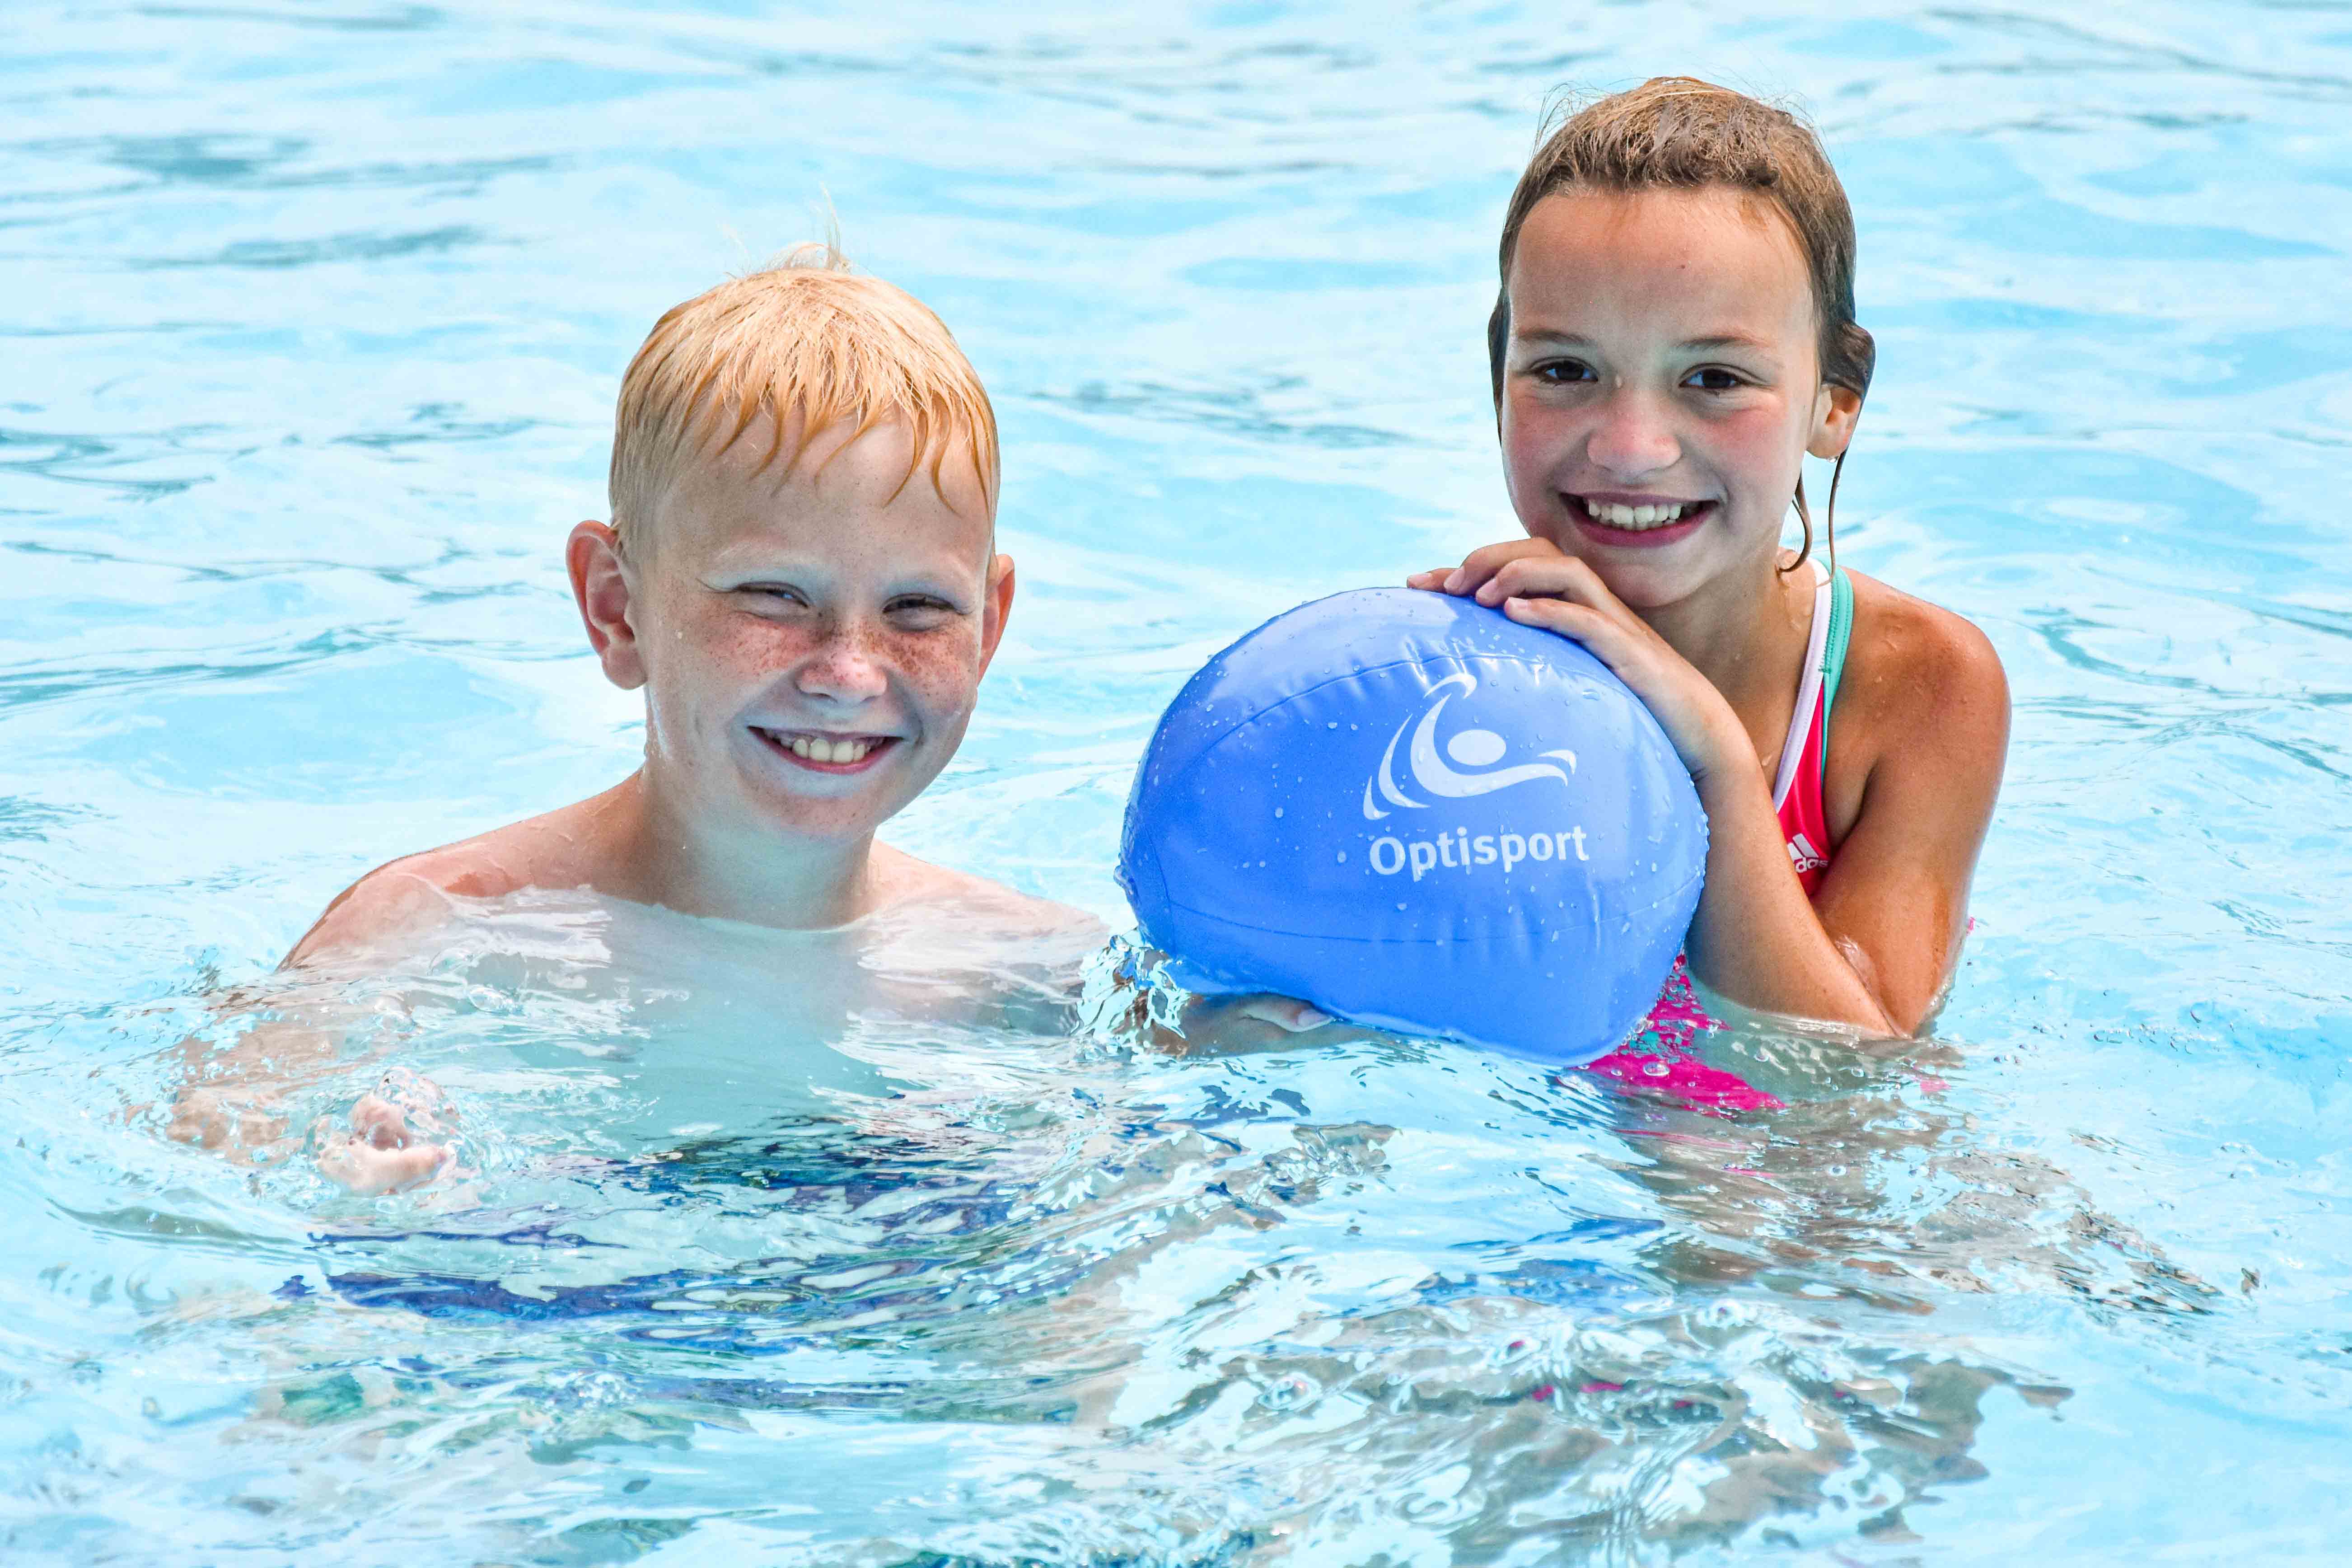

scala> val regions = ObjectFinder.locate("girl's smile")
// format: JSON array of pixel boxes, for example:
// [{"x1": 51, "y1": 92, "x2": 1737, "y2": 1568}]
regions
[{"x1": 1568, "y1": 493, "x2": 1720, "y2": 548}]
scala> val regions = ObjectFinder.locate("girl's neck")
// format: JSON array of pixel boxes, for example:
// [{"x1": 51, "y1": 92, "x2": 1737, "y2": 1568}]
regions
[
  {"x1": 616, "y1": 770, "x2": 884, "y2": 930},
  {"x1": 1638, "y1": 550, "x2": 1818, "y2": 755}
]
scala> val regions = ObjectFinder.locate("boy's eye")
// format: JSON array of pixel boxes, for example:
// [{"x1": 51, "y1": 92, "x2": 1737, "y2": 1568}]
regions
[
  {"x1": 885, "y1": 594, "x2": 961, "y2": 628},
  {"x1": 1530, "y1": 358, "x2": 1598, "y2": 385},
  {"x1": 1683, "y1": 366, "x2": 1746, "y2": 393},
  {"x1": 737, "y1": 583, "x2": 811, "y2": 607}
]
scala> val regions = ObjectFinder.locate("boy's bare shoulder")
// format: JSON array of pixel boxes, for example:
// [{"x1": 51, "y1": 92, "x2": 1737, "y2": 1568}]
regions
[
  {"x1": 283, "y1": 799, "x2": 618, "y2": 969},
  {"x1": 867, "y1": 843, "x2": 1104, "y2": 940},
  {"x1": 1839, "y1": 569, "x2": 2011, "y2": 770}
]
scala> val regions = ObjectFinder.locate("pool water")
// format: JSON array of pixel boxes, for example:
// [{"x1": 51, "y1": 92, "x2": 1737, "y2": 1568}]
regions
[{"x1": 6, "y1": 0, "x2": 2352, "y2": 1561}]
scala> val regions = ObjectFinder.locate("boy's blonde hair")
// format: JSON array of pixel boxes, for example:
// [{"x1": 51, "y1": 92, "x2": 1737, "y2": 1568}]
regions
[{"x1": 608, "y1": 247, "x2": 999, "y2": 550}]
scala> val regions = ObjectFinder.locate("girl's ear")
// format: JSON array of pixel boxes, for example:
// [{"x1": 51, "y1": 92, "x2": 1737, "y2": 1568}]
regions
[
  {"x1": 1808, "y1": 384, "x2": 1863, "y2": 460},
  {"x1": 569, "y1": 521, "x2": 647, "y2": 691}
]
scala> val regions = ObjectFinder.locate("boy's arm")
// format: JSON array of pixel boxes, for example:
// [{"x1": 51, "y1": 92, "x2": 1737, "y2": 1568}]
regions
[
  {"x1": 283, "y1": 855, "x2": 468, "y2": 970},
  {"x1": 166, "y1": 860, "x2": 472, "y2": 1193},
  {"x1": 165, "y1": 982, "x2": 458, "y2": 1195}
]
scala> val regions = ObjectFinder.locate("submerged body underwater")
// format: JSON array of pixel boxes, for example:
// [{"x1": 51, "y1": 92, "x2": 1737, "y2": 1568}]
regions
[{"x1": 5, "y1": 0, "x2": 2352, "y2": 1562}]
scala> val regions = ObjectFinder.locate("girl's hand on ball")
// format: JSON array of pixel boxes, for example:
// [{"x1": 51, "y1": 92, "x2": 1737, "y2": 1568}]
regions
[
  {"x1": 1188, "y1": 993, "x2": 1331, "y2": 1034},
  {"x1": 1237, "y1": 995, "x2": 1332, "y2": 1031},
  {"x1": 1409, "y1": 546, "x2": 1745, "y2": 785},
  {"x1": 1149, "y1": 993, "x2": 1333, "y2": 1057},
  {"x1": 1407, "y1": 536, "x2": 1566, "y2": 599}
]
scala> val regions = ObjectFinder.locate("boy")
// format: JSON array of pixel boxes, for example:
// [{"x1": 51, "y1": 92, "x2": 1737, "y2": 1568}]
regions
[
  {"x1": 178, "y1": 248, "x2": 1089, "y2": 1189},
  {"x1": 296, "y1": 247, "x2": 1039, "y2": 958}
]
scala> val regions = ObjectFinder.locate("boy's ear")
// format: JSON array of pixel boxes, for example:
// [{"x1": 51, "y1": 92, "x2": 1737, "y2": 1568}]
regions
[
  {"x1": 1808, "y1": 384, "x2": 1863, "y2": 460},
  {"x1": 568, "y1": 522, "x2": 646, "y2": 691},
  {"x1": 976, "y1": 552, "x2": 1016, "y2": 678}
]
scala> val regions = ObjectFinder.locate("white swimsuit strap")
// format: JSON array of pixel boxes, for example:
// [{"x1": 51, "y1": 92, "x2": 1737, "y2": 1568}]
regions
[{"x1": 1770, "y1": 557, "x2": 1833, "y2": 812}]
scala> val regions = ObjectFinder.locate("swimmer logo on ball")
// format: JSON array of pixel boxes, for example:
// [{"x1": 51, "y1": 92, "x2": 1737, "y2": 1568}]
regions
[
  {"x1": 1119, "y1": 587, "x2": 1708, "y2": 1065},
  {"x1": 1360, "y1": 669, "x2": 1589, "y2": 882}
]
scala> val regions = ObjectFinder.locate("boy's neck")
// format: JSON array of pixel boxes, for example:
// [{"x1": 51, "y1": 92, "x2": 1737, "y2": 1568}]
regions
[{"x1": 614, "y1": 770, "x2": 886, "y2": 930}]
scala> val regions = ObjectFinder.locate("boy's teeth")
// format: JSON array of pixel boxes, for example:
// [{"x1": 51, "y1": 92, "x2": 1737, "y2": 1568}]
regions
[
  {"x1": 786, "y1": 735, "x2": 874, "y2": 764},
  {"x1": 1584, "y1": 500, "x2": 1691, "y2": 529}
]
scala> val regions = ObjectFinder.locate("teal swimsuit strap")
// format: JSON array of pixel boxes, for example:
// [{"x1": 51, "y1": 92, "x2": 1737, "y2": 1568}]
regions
[{"x1": 1821, "y1": 566, "x2": 1854, "y2": 751}]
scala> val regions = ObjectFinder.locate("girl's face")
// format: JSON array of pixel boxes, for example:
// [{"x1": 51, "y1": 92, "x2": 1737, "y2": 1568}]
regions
[{"x1": 1498, "y1": 184, "x2": 1859, "y2": 611}]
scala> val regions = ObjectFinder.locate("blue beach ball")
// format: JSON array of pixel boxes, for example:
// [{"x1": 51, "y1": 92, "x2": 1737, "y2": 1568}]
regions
[{"x1": 1118, "y1": 588, "x2": 1708, "y2": 1065}]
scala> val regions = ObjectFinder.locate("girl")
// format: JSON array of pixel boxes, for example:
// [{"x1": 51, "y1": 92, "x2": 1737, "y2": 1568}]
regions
[{"x1": 1412, "y1": 78, "x2": 2008, "y2": 1038}]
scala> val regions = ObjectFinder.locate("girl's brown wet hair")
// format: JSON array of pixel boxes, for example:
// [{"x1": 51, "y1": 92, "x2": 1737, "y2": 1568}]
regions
[{"x1": 1487, "y1": 76, "x2": 1874, "y2": 569}]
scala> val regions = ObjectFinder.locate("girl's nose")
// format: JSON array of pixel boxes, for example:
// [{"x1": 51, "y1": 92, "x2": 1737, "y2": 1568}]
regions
[
  {"x1": 795, "y1": 622, "x2": 890, "y2": 704},
  {"x1": 1584, "y1": 388, "x2": 1681, "y2": 478}
]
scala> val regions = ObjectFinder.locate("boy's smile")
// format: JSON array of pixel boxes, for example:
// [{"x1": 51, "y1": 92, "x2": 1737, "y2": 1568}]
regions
[{"x1": 755, "y1": 728, "x2": 898, "y2": 772}]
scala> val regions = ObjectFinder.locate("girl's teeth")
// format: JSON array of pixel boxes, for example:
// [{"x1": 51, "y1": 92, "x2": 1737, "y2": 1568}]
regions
[
  {"x1": 1584, "y1": 500, "x2": 1691, "y2": 529},
  {"x1": 786, "y1": 735, "x2": 874, "y2": 764}
]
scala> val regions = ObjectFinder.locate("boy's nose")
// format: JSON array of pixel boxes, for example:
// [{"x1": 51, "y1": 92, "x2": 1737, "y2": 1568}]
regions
[
  {"x1": 795, "y1": 624, "x2": 891, "y2": 704},
  {"x1": 1584, "y1": 389, "x2": 1681, "y2": 478}
]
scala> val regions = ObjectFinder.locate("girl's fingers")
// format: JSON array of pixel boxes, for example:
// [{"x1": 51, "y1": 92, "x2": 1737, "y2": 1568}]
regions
[
  {"x1": 1482, "y1": 554, "x2": 1622, "y2": 618},
  {"x1": 1501, "y1": 596, "x2": 1677, "y2": 697},
  {"x1": 1189, "y1": 992, "x2": 1332, "y2": 1034},
  {"x1": 1407, "y1": 539, "x2": 1576, "y2": 599},
  {"x1": 1503, "y1": 596, "x2": 1732, "y2": 774},
  {"x1": 1237, "y1": 995, "x2": 1333, "y2": 1032},
  {"x1": 1501, "y1": 594, "x2": 1639, "y2": 664},
  {"x1": 1421, "y1": 538, "x2": 1565, "y2": 598}
]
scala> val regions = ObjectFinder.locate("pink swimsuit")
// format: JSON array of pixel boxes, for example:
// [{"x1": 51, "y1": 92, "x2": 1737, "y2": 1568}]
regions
[{"x1": 1584, "y1": 561, "x2": 1854, "y2": 1110}]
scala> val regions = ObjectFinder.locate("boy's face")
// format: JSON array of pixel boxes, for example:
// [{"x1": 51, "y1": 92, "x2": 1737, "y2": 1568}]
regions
[{"x1": 574, "y1": 414, "x2": 1011, "y2": 848}]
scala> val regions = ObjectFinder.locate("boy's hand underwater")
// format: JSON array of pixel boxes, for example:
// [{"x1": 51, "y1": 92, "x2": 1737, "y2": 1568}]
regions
[{"x1": 312, "y1": 1068, "x2": 458, "y2": 1196}]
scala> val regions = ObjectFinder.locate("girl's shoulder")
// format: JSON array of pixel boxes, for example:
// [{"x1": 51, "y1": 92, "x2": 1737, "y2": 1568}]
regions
[
  {"x1": 1827, "y1": 568, "x2": 2010, "y2": 824},
  {"x1": 1838, "y1": 568, "x2": 2007, "y2": 710}
]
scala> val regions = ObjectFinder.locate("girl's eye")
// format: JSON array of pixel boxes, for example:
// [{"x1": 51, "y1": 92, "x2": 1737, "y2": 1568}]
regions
[
  {"x1": 1684, "y1": 366, "x2": 1746, "y2": 393},
  {"x1": 739, "y1": 584, "x2": 810, "y2": 607},
  {"x1": 1531, "y1": 359, "x2": 1598, "y2": 385}
]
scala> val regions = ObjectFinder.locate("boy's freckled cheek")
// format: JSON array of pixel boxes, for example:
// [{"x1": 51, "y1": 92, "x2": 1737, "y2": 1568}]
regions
[
  {"x1": 669, "y1": 602, "x2": 821, "y2": 678},
  {"x1": 889, "y1": 630, "x2": 985, "y2": 708},
  {"x1": 721, "y1": 620, "x2": 820, "y2": 673}
]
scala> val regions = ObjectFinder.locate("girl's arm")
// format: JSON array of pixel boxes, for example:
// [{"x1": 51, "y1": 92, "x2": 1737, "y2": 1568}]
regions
[
  {"x1": 1798, "y1": 576, "x2": 2008, "y2": 1031},
  {"x1": 1410, "y1": 543, "x2": 2007, "y2": 1037}
]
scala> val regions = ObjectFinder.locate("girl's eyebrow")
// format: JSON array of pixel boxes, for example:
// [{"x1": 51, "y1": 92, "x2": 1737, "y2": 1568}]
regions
[{"x1": 1512, "y1": 328, "x2": 1780, "y2": 354}]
